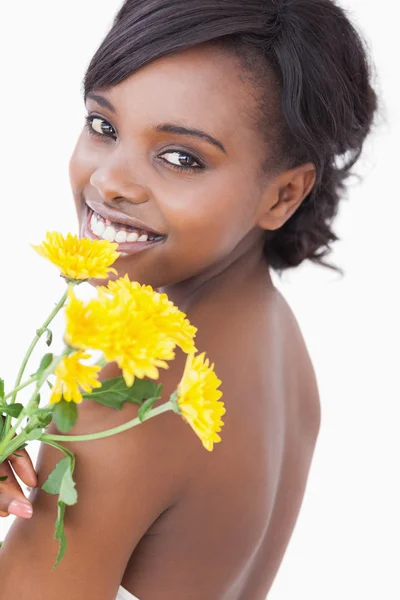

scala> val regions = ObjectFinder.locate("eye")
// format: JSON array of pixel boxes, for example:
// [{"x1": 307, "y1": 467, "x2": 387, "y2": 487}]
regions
[
  {"x1": 84, "y1": 115, "x2": 204, "y2": 173},
  {"x1": 158, "y1": 150, "x2": 204, "y2": 172},
  {"x1": 84, "y1": 115, "x2": 117, "y2": 140}
]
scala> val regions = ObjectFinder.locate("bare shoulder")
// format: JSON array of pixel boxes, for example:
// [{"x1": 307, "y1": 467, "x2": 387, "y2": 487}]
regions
[
  {"x1": 186, "y1": 281, "x2": 321, "y2": 441},
  {"x1": 44, "y1": 357, "x2": 209, "y2": 505}
]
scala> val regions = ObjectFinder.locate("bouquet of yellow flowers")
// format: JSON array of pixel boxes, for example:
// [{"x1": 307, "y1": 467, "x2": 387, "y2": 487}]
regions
[{"x1": 0, "y1": 232, "x2": 225, "y2": 570}]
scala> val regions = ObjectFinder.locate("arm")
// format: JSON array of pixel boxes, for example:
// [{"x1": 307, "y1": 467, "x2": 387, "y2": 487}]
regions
[{"x1": 0, "y1": 355, "x2": 200, "y2": 599}]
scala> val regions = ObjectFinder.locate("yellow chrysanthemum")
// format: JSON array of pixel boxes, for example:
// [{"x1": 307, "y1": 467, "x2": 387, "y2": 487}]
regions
[
  {"x1": 49, "y1": 351, "x2": 102, "y2": 404},
  {"x1": 101, "y1": 275, "x2": 197, "y2": 354},
  {"x1": 64, "y1": 276, "x2": 197, "y2": 387},
  {"x1": 31, "y1": 232, "x2": 120, "y2": 280},
  {"x1": 176, "y1": 352, "x2": 225, "y2": 452}
]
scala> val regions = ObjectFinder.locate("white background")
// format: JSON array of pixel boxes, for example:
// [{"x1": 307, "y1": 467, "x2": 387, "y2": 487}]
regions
[{"x1": 0, "y1": 1, "x2": 398, "y2": 598}]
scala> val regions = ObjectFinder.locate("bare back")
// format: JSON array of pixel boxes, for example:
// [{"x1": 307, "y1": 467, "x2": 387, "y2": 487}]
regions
[{"x1": 121, "y1": 265, "x2": 321, "y2": 599}]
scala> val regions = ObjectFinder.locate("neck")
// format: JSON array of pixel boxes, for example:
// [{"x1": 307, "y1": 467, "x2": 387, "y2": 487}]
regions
[{"x1": 158, "y1": 233, "x2": 273, "y2": 311}]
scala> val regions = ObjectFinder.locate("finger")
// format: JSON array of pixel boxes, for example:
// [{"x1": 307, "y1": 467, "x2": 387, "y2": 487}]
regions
[
  {"x1": 0, "y1": 461, "x2": 33, "y2": 518},
  {"x1": 0, "y1": 417, "x2": 38, "y2": 488},
  {"x1": 7, "y1": 448, "x2": 38, "y2": 488}
]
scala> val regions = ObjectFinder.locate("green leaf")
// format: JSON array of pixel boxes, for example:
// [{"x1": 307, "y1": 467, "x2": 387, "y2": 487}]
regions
[
  {"x1": 59, "y1": 465, "x2": 77, "y2": 506},
  {"x1": 35, "y1": 409, "x2": 54, "y2": 429},
  {"x1": 82, "y1": 376, "x2": 159, "y2": 410},
  {"x1": 52, "y1": 500, "x2": 67, "y2": 571},
  {"x1": 0, "y1": 475, "x2": 8, "y2": 482},
  {"x1": 53, "y1": 400, "x2": 78, "y2": 433},
  {"x1": 0, "y1": 403, "x2": 24, "y2": 418},
  {"x1": 133, "y1": 378, "x2": 161, "y2": 400},
  {"x1": 55, "y1": 500, "x2": 66, "y2": 538},
  {"x1": 45, "y1": 329, "x2": 53, "y2": 347},
  {"x1": 42, "y1": 456, "x2": 70, "y2": 495},
  {"x1": 46, "y1": 380, "x2": 54, "y2": 390},
  {"x1": 44, "y1": 455, "x2": 77, "y2": 570},
  {"x1": 39, "y1": 444, "x2": 77, "y2": 570},
  {"x1": 42, "y1": 456, "x2": 78, "y2": 504},
  {"x1": 138, "y1": 396, "x2": 159, "y2": 422},
  {"x1": 0, "y1": 378, "x2": 4, "y2": 400},
  {"x1": 36, "y1": 353, "x2": 54, "y2": 379},
  {"x1": 36, "y1": 327, "x2": 53, "y2": 347},
  {"x1": 25, "y1": 427, "x2": 43, "y2": 441}
]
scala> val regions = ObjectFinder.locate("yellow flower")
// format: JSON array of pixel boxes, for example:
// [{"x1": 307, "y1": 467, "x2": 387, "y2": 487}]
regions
[
  {"x1": 50, "y1": 351, "x2": 102, "y2": 404},
  {"x1": 64, "y1": 276, "x2": 197, "y2": 387},
  {"x1": 63, "y1": 286, "x2": 110, "y2": 350},
  {"x1": 102, "y1": 275, "x2": 197, "y2": 354},
  {"x1": 31, "y1": 232, "x2": 120, "y2": 280},
  {"x1": 176, "y1": 352, "x2": 225, "y2": 452}
]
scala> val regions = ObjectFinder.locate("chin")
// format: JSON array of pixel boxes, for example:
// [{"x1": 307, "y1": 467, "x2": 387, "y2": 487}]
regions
[{"x1": 86, "y1": 270, "x2": 150, "y2": 289}]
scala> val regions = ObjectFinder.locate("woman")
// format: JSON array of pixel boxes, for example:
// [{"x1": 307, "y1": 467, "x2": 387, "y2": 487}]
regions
[{"x1": 0, "y1": 0, "x2": 377, "y2": 598}]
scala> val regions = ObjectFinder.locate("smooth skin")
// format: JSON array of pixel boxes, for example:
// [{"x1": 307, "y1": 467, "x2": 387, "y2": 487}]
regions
[{"x1": 0, "y1": 43, "x2": 321, "y2": 599}]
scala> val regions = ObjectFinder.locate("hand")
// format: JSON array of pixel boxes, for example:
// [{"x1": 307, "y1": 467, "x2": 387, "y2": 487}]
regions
[{"x1": 0, "y1": 418, "x2": 38, "y2": 519}]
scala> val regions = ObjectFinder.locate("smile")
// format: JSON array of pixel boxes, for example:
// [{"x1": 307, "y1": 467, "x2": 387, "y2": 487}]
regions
[{"x1": 83, "y1": 206, "x2": 166, "y2": 255}]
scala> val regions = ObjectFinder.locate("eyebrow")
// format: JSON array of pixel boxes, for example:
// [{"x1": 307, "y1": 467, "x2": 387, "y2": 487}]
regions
[
  {"x1": 155, "y1": 124, "x2": 226, "y2": 154},
  {"x1": 86, "y1": 92, "x2": 116, "y2": 114},
  {"x1": 86, "y1": 92, "x2": 227, "y2": 154}
]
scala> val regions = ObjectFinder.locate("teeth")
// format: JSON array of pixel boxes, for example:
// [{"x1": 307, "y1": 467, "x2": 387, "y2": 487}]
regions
[
  {"x1": 93, "y1": 219, "x2": 105, "y2": 236},
  {"x1": 126, "y1": 232, "x2": 139, "y2": 242},
  {"x1": 102, "y1": 225, "x2": 117, "y2": 241},
  {"x1": 89, "y1": 208, "x2": 158, "y2": 243},
  {"x1": 115, "y1": 230, "x2": 128, "y2": 243}
]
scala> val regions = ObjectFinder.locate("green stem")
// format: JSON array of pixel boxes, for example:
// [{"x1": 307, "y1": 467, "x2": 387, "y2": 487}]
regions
[
  {"x1": 3, "y1": 375, "x2": 40, "y2": 401},
  {"x1": 39, "y1": 438, "x2": 75, "y2": 470},
  {"x1": 4, "y1": 285, "x2": 73, "y2": 436},
  {"x1": 40, "y1": 402, "x2": 173, "y2": 443},
  {"x1": 0, "y1": 432, "x2": 28, "y2": 464},
  {"x1": 0, "y1": 350, "x2": 69, "y2": 455}
]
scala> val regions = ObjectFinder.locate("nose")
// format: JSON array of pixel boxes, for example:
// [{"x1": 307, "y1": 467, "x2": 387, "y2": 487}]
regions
[{"x1": 89, "y1": 159, "x2": 150, "y2": 205}]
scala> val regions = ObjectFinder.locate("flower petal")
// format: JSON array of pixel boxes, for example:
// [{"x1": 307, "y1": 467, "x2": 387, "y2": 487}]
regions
[{"x1": 31, "y1": 232, "x2": 120, "y2": 280}]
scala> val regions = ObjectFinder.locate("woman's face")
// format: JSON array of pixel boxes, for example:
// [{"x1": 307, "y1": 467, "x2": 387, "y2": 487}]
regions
[{"x1": 69, "y1": 43, "x2": 275, "y2": 290}]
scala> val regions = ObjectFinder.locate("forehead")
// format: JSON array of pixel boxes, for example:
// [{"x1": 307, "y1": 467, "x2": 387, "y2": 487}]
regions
[{"x1": 88, "y1": 44, "x2": 265, "y2": 151}]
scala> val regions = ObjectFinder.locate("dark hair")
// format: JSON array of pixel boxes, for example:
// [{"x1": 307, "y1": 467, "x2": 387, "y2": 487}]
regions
[{"x1": 83, "y1": 0, "x2": 378, "y2": 275}]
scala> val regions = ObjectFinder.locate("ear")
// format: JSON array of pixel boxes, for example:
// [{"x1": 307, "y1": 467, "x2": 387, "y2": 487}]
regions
[{"x1": 256, "y1": 163, "x2": 316, "y2": 231}]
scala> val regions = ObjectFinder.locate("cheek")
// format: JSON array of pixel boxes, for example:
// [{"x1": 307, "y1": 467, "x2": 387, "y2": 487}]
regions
[{"x1": 163, "y1": 181, "x2": 253, "y2": 257}]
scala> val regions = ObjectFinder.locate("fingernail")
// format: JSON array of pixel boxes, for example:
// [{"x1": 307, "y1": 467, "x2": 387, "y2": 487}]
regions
[{"x1": 8, "y1": 500, "x2": 33, "y2": 518}]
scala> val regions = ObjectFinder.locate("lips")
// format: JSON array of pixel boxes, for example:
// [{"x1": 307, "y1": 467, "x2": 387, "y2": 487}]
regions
[
  {"x1": 85, "y1": 200, "x2": 165, "y2": 238},
  {"x1": 82, "y1": 205, "x2": 166, "y2": 257}
]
